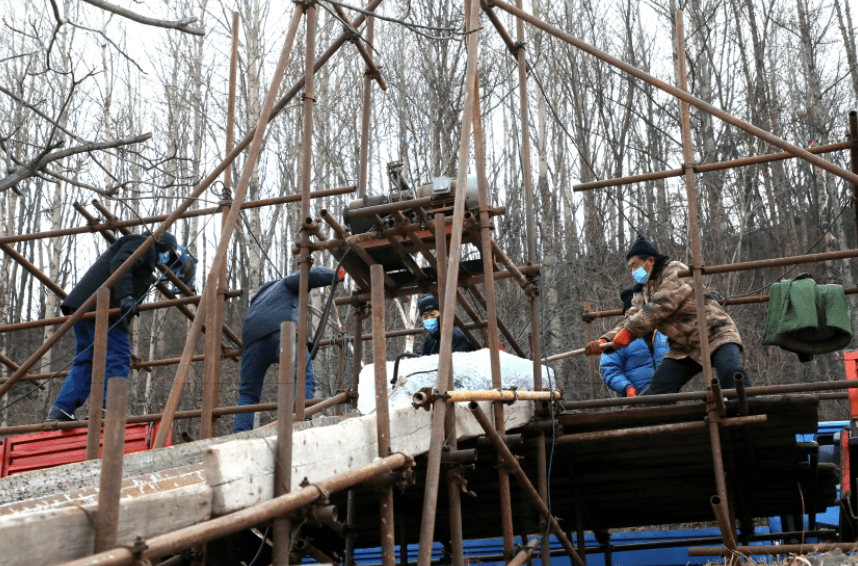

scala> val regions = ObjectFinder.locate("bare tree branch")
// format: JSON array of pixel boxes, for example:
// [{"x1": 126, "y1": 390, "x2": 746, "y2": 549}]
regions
[
  {"x1": 79, "y1": 0, "x2": 205, "y2": 36},
  {"x1": 0, "y1": 132, "x2": 152, "y2": 193}
]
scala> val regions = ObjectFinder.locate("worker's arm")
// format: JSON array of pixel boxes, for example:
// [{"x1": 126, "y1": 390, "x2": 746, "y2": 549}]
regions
[{"x1": 110, "y1": 236, "x2": 152, "y2": 300}]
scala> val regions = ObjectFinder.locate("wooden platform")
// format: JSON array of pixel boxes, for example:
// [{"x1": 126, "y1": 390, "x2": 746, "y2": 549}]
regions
[{"x1": 308, "y1": 394, "x2": 838, "y2": 552}]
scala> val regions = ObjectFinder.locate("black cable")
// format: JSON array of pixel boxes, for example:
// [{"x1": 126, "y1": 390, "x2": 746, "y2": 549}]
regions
[
  {"x1": 309, "y1": 250, "x2": 351, "y2": 361},
  {"x1": 247, "y1": 527, "x2": 271, "y2": 566}
]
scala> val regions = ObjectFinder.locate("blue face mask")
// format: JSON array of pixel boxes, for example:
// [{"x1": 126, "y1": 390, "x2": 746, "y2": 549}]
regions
[
  {"x1": 157, "y1": 251, "x2": 170, "y2": 266},
  {"x1": 423, "y1": 318, "x2": 439, "y2": 334},
  {"x1": 633, "y1": 266, "x2": 650, "y2": 284}
]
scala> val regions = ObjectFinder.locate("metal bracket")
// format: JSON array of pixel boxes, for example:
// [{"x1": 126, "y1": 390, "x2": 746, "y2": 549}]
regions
[
  {"x1": 299, "y1": 477, "x2": 331, "y2": 504},
  {"x1": 412, "y1": 387, "x2": 448, "y2": 410},
  {"x1": 119, "y1": 536, "x2": 148, "y2": 563},
  {"x1": 447, "y1": 465, "x2": 477, "y2": 497},
  {"x1": 302, "y1": 91, "x2": 316, "y2": 102}
]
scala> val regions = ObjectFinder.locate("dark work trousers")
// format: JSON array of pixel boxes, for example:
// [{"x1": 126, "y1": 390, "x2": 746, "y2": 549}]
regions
[
  {"x1": 642, "y1": 343, "x2": 749, "y2": 397},
  {"x1": 234, "y1": 331, "x2": 315, "y2": 433},
  {"x1": 53, "y1": 320, "x2": 131, "y2": 412}
]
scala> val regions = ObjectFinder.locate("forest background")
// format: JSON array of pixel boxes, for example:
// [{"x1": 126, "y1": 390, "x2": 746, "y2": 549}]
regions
[{"x1": 1, "y1": 0, "x2": 857, "y2": 435}]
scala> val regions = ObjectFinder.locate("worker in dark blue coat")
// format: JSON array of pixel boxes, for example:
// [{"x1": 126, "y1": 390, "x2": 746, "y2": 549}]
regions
[
  {"x1": 415, "y1": 295, "x2": 474, "y2": 356},
  {"x1": 234, "y1": 266, "x2": 343, "y2": 433},
  {"x1": 48, "y1": 231, "x2": 188, "y2": 422},
  {"x1": 600, "y1": 288, "x2": 669, "y2": 397}
]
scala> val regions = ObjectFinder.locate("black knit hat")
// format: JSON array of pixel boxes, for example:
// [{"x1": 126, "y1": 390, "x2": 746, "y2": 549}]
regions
[
  {"x1": 418, "y1": 294, "x2": 439, "y2": 315},
  {"x1": 143, "y1": 230, "x2": 178, "y2": 254},
  {"x1": 620, "y1": 288, "x2": 635, "y2": 315},
  {"x1": 626, "y1": 234, "x2": 660, "y2": 261}
]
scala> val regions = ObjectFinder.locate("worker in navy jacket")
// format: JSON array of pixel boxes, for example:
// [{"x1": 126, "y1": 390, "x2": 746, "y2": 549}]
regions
[
  {"x1": 415, "y1": 295, "x2": 474, "y2": 356},
  {"x1": 600, "y1": 289, "x2": 669, "y2": 397},
  {"x1": 48, "y1": 231, "x2": 188, "y2": 422},
  {"x1": 234, "y1": 266, "x2": 342, "y2": 433}
]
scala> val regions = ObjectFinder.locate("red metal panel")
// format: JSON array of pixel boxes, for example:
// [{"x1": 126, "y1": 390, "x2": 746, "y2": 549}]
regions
[
  {"x1": 1, "y1": 423, "x2": 172, "y2": 477},
  {"x1": 844, "y1": 353, "x2": 858, "y2": 419},
  {"x1": 843, "y1": 430, "x2": 852, "y2": 500}
]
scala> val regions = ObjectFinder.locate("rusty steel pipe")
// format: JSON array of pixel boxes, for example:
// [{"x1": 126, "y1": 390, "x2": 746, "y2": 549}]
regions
[
  {"x1": 688, "y1": 542, "x2": 858, "y2": 557},
  {"x1": 416, "y1": 1, "x2": 482, "y2": 562},
  {"x1": 93, "y1": 378, "x2": 129, "y2": 553},
  {"x1": 56, "y1": 452, "x2": 414, "y2": 566},
  {"x1": 710, "y1": 495, "x2": 738, "y2": 551},
  {"x1": 554, "y1": 415, "x2": 766, "y2": 444},
  {"x1": 468, "y1": 402, "x2": 586, "y2": 566},
  {"x1": 488, "y1": 0, "x2": 858, "y2": 187},
  {"x1": 357, "y1": 14, "x2": 374, "y2": 197},
  {"x1": 272, "y1": 322, "x2": 296, "y2": 566},
  {"x1": 317, "y1": 322, "x2": 487, "y2": 347},
  {"x1": 434, "y1": 208, "x2": 464, "y2": 566},
  {"x1": 584, "y1": 302, "x2": 597, "y2": 399},
  {"x1": 440, "y1": 448, "x2": 478, "y2": 464},
  {"x1": 507, "y1": 539, "x2": 540, "y2": 566},
  {"x1": 2, "y1": 397, "x2": 343, "y2": 438},
  {"x1": 709, "y1": 377, "x2": 726, "y2": 415},
  {"x1": 332, "y1": 3, "x2": 386, "y2": 91},
  {"x1": 352, "y1": 305, "x2": 364, "y2": 411},
  {"x1": 371, "y1": 265, "x2": 396, "y2": 566},
  {"x1": 295, "y1": 1, "x2": 318, "y2": 422},
  {"x1": 473, "y1": 68, "x2": 514, "y2": 559},
  {"x1": 850, "y1": 111, "x2": 858, "y2": 244},
  {"x1": 0, "y1": 291, "x2": 240, "y2": 334},
  {"x1": 573, "y1": 140, "x2": 854, "y2": 192},
  {"x1": 0, "y1": 242, "x2": 67, "y2": 298},
  {"x1": 334, "y1": 265, "x2": 540, "y2": 306},
  {"x1": 675, "y1": 10, "x2": 715, "y2": 394},
  {"x1": 490, "y1": 239, "x2": 528, "y2": 289},
  {"x1": 153, "y1": 5, "x2": 305, "y2": 449},
  {"x1": 346, "y1": 197, "x2": 434, "y2": 219},
  {"x1": 85, "y1": 288, "x2": 110, "y2": 460},
  {"x1": 462, "y1": 283, "x2": 526, "y2": 357},
  {"x1": 442, "y1": 390, "x2": 562, "y2": 403},
  {"x1": 677, "y1": 247, "x2": 858, "y2": 277},
  {"x1": 0, "y1": 187, "x2": 357, "y2": 247}
]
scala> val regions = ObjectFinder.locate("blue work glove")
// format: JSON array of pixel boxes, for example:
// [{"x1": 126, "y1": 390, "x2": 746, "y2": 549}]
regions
[{"x1": 120, "y1": 296, "x2": 140, "y2": 319}]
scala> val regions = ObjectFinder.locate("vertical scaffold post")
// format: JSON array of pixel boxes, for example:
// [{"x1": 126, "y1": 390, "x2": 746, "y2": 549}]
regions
[
  {"x1": 85, "y1": 287, "x2": 110, "y2": 460},
  {"x1": 472, "y1": 54, "x2": 515, "y2": 565},
  {"x1": 435, "y1": 212, "x2": 464, "y2": 565},
  {"x1": 272, "y1": 321, "x2": 296, "y2": 565},
  {"x1": 295, "y1": 0, "x2": 318, "y2": 420},
  {"x1": 584, "y1": 301, "x2": 597, "y2": 399},
  {"x1": 416, "y1": 0, "x2": 481, "y2": 561},
  {"x1": 201, "y1": 10, "x2": 240, "y2": 440},
  {"x1": 371, "y1": 265, "x2": 396, "y2": 566},
  {"x1": 93, "y1": 377, "x2": 129, "y2": 553},
  {"x1": 676, "y1": 9, "x2": 735, "y2": 551},
  {"x1": 513, "y1": 1, "x2": 551, "y2": 562}
]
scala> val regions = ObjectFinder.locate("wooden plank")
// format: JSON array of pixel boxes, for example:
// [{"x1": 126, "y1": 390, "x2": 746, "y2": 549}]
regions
[
  {"x1": 204, "y1": 401, "x2": 533, "y2": 515},
  {"x1": 0, "y1": 482, "x2": 212, "y2": 566},
  {"x1": 0, "y1": 414, "x2": 351, "y2": 507}
]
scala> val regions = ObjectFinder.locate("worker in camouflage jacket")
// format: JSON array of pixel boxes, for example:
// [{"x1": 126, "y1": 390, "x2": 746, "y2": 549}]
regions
[{"x1": 584, "y1": 234, "x2": 750, "y2": 396}]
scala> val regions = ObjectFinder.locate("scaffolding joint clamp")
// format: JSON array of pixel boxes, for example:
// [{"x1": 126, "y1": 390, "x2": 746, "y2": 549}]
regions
[
  {"x1": 302, "y1": 91, "x2": 316, "y2": 102},
  {"x1": 300, "y1": 477, "x2": 331, "y2": 504}
]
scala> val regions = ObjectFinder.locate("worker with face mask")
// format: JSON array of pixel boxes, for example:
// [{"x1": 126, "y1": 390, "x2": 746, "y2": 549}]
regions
[
  {"x1": 415, "y1": 295, "x2": 474, "y2": 356},
  {"x1": 584, "y1": 234, "x2": 749, "y2": 396},
  {"x1": 47, "y1": 230, "x2": 192, "y2": 422}
]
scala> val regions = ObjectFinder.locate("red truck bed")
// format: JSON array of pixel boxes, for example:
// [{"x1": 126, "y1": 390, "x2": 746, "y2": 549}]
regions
[{"x1": 0, "y1": 423, "x2": 171, "y2": 477}]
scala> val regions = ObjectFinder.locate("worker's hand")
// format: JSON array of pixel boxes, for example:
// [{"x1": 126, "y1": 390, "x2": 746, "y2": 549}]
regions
[
  {"x1": 612, "y1": 328, "x2": 633, "y2": 349},
  {"x1": 584, "y1": 339, "x2": 607, "y2": 356},
  {"x1": 625, "y1": 386, "x2": 637, "y2": 398},
  {"x1": 337, "y1": 267, "x2": 345, "y2": 281},
  {"x1": 120, "y1": 296, "x2": 140, "y2": 319}
]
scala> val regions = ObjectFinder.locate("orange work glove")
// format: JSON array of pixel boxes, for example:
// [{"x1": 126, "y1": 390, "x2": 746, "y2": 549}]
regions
[
  {"x1": 337, "y1": 267, "x2": 346, "y2": 281},
  {"x1": 625, "y1": 386, "x2": 637, "y2": 397},
  {"x1": 612, "y1": 328, "x2": 634, "y2": 349},
  {"x1": 584, "y1": 338, "x2": 607, "y2": 356}
]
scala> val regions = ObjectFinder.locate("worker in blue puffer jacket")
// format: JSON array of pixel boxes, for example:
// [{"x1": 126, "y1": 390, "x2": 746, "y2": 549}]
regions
[{"x1": 600, "y1": 288, "x2": 669, "y2": 397}]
